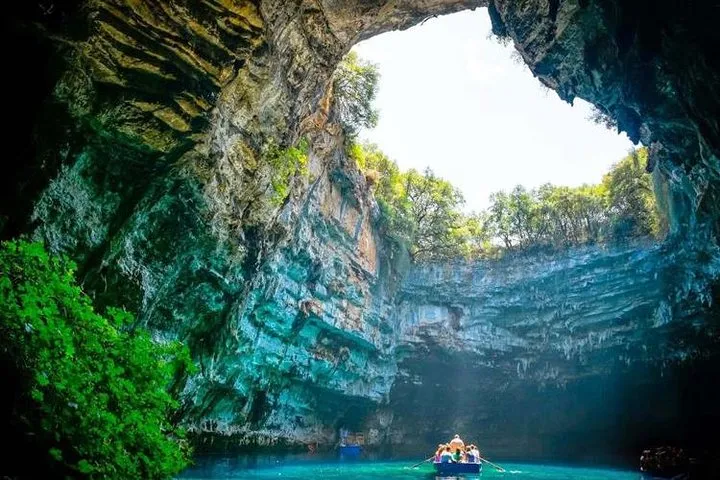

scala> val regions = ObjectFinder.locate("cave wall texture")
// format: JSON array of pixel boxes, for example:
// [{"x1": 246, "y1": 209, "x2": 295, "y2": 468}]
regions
[{"x1": 3, "y1": 0, "x2": 720, "y2": 458}]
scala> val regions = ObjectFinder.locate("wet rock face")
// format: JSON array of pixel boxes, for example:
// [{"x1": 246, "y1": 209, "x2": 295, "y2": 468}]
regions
[
  {"x1": 388, "y1": 244, "x2": 720, "y2": 457},
  {"x1": 3, "y1": 0, "x2": 720, "y2": 456},
  {"x1": 399, "y1": 245, "x2": 674, "y2": 378}
]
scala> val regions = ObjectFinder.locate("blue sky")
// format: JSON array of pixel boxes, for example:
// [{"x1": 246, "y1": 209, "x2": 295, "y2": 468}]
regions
[{"x1": 352, "y1": 8, "x2": 634, "y2": 212}]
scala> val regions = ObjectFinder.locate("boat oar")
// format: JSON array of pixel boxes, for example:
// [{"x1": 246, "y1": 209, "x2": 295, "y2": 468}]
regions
[
  {"x1": 410, "y1": 456, "x2": 434, "y2": 468},
  {"x1": 478, "y1": 455, "x2": 506, "y2": 472}
]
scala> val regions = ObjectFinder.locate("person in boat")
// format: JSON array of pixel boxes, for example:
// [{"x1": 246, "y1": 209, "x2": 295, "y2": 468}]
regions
[
  {"x1": 449, "y1": 434, "x2": 465, "y2": 452},
  {"x1": 452, "y1": 448, "x2": 463, "y2": 463},
  {"x1": 471, "y1": 445, "x2": 481, "y2": 463},
  {"x1": 465, "y1": 445, "x2": 476, "y2": 463},
  {"x1": 434, "y1": 444, "x2": 445, "y2": 462},
  {"x1": 440, "y1": 446, "x2": 454, "y2": 463}
]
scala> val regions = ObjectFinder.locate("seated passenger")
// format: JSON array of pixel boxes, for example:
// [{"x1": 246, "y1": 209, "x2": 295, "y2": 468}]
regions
[
  {"x1": 471, "y1": 445, "x2": 481, "y2": 463},
  {"x1": 465, "y1": 446, "x2": 476, "y2": 463},
  {"x1": 434, "y1": 444, "x2": 445, "y2": 462},
  {"x1": 452, "y1": 448, "x2": 463, "y2": 463},
  {"x1": 440, "y1": 446, "x2": 454, "y2": 463}
]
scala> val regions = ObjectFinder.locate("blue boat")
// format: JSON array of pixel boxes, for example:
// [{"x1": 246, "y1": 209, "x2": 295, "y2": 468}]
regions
[
  {"x1": 434, "y1": 461, "x2": 482, "y2": 475},
  {"x1": 338, "y1": 430, "x2": 364, "y2": 458},
  {"x1": 338, "y1": 444, "x2": 362, "y2": 457}
]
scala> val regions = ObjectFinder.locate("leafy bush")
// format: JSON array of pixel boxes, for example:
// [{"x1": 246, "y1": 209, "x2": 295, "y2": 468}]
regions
[
  {"x1": 263, "y1": 137, "x2": 309, "y2": 206},
  {"x1": 0, "y1": 240, "x2": 192, "y2": 479}
]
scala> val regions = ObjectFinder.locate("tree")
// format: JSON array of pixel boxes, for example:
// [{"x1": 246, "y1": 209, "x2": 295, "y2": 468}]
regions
[
  {"x1": 587, "y1": 104, "x2": 618, "y2": 130},
  {"x1": 349, "y1": 142, "x2": 470, "y2": 260},
  {"x1": 603, "y1": 148, "x2": 663, "y2": 239},
  {"x1": 0, "y1": 240, "x2": 192, "y2": 479},
  {"x1": 463, "y1": 211, "x2": 497, "y2": 258},
  {"x1": 508, "y1": 185, "x2": 543, "y2": 247},
  {"x1": 487, "y1": 191, "x2": 515, "y2": 249},
  {"x1": 403, "y1": 168, "x2": 467, "y2": 261},
  {"x1": 332, "y1": 51, "x2": 380, "y2": 137},
  {"x1": 536, "y1": 183, "x2": 609, "y2": 246},
  {"x1": 348, "y1": 141, "x2": 403, "y2": 202},
  {"x1": 348, "y1": 142, "x2": 413, "y2": 247}
]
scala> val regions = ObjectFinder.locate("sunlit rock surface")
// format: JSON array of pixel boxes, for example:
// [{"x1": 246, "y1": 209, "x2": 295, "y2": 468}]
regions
[
  {"x1": 388, "y1": 243, "x2": 720, "y2": 457},
  {"x1": 3, "y1": 0, "x2": 720, "y2": 458},
  {"x1": 399, "y1": 243, "x2": 714, "y2": 369}
]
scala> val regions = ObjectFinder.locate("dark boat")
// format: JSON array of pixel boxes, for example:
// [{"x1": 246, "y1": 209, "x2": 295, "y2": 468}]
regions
[{"x1": 433, "y1": 462, "x2": 482, "y2": 475}]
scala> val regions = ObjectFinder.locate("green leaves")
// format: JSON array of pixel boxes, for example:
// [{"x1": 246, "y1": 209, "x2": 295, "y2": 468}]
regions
[
  {"x1": 332, "y1": 51, "x2": 380, "y2": 137},
  {"x1": 77, "y1": 460, "x2": 94, "y2": 474},
  {"x1": 263, "y1": 137, "x2": 310, "y2": 206},
  {"x1": 484, "y1": 147, "x2": 665, "y2": 250},
  {"x1": 0, "y1": 239, "x2": 191, "y2": 479},
  {"x1": 602, "y1": 147, "x2": 665, "y2": 238},
  {"x1": 49, "y1": 447, "x2": 63, "y2": 462},
  {"x1": 350, "y1": 142, "x2": 469, "y2": 261},
  {"x1": 403, "y1": 167, "x2": 468, "y2": 261},
  {"x1": 350, "y1": 142, "x2": 665, "y2": 262}
]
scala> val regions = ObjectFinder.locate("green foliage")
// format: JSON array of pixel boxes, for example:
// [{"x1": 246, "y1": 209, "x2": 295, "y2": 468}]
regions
[
  {"x1": 539, "y1": 183, "x2": 608, "y2": 246},
  {"x1": 403, "y1": 168, "x2": 468, "y2": 260},
  {"x1": 350, "y1": 142, "x2": 469, "y2": 261},
  {"x1": 488, "y1": 183, "x2": 608, "y2": 249},
  {"x1": 264, "y1": 138, "x2": 310, "y2": 206},
  {"x1": 484, "y1": 147, "x2": 665, "y2": 250},
  {"x1": 332, "y1": 51, "x2": 380, "y2": 137},
  {"x1": 0, "y1": 240, "x2": 193, "y2": 479},
  {"x1": 587, "y1": 104, "x2": 618, "y2": 130},
  {"x1": 351, "y1": 141, "x2": 665, "y2": 262},
  {"x1": 602, "y1": 147, "x2": 663, "y2": 238},
  {"x1": 347, "y1": 141, "x2": 410, "y2": 245},
  {"x1": 462, "y1": 211, "x2": 500, "y2": 258}
]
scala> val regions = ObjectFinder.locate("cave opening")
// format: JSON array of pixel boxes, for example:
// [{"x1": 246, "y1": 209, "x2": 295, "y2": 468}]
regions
[
  {"x1": 352, "y1": 9, "x2": 635, "y2": 215},
  {"x1": 339, "y1": 7, "x2": 668, "y2": 265}
]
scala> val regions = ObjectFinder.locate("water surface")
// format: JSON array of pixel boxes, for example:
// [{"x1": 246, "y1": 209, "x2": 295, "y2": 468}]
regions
[{"x1": 179, "y1": 456, "x2": 641, "y2": 480}]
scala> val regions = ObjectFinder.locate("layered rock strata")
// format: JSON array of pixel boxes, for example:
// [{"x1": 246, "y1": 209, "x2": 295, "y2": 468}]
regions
[{"x1": 3, "y1": 0, "x2": 720, "y2": 456}]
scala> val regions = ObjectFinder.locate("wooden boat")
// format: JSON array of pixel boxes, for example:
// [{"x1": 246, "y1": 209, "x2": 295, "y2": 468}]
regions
[{"x1": 433, "y1": 461, "x2": 482, "y2": 475}]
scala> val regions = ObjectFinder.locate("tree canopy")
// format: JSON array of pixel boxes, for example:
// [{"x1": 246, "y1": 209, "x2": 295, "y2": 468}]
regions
[
  {"x1": 348, "y1": 143, "x2": 470, "y2": 261},
  {"x1": 332, "y1": 51, "x2": 380, "y2": 137},
  {"x1": 350, "y1": 142, "x2": 666, "y2": 262},
  {"x1": 602, "y1": 147, "x2": 664, "y2": 238}
]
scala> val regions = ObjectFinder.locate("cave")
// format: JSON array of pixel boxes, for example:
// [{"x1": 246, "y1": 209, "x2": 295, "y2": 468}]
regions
[{"x1": 2, "y1": 0, "x2": 720, "y2": 476}]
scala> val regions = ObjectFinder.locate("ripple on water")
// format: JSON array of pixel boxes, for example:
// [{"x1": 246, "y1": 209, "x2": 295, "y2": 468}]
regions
[{"x1": 178, "y1": 458, "x2": 639, "y2": 480}]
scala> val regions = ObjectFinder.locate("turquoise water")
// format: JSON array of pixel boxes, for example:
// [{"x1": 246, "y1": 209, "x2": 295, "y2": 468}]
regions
[{"x1": 179, "y1": 457, "x2": 641, "y2": 479}]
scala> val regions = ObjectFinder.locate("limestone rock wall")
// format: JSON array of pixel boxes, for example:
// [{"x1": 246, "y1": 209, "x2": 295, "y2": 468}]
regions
[
  {"x1": 385, "y1": 242, "x2": 720, "y2": 457},
  {"x1": 3, "y1": 0, "x2": 720, "y2": 456}
]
